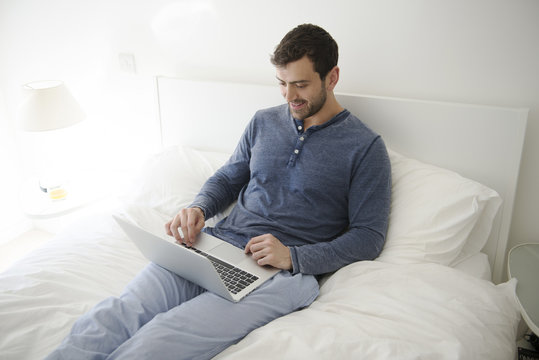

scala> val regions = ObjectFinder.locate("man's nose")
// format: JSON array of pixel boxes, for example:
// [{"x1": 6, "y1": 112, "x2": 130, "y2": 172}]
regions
[{"x1": 284, "y1": 85, "x2": 297, "y2": 102}]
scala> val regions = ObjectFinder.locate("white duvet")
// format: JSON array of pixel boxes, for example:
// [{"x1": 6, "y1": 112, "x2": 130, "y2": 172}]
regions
[
  {"x1": 0, "y1": 213, "x2": 147, "y2": 360},
  {"x1": 0, "y1": 212, "x2": 520, "y2": 359},
  {"x1": 217, "y1": 261, "x2": 520, "y2": 359}
]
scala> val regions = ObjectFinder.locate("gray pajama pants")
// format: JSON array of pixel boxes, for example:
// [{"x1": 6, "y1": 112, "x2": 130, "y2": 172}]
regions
[{"x1": 45, "y1": 263, "x2": 319, "y2": 359}]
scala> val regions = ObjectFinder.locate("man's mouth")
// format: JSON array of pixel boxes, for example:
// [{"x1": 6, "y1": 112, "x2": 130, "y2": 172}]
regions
[{"x1": 290, "y1": 101, "x2": 306, "y2": 111}]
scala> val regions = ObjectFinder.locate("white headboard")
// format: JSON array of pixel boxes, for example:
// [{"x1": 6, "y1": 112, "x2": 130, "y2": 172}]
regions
[
  {"x1": 157, "y1": 78, "x2": 284, "y2": 152},
  {"x1": 156, "y1": 76, "x2": 528, "y2": 283}
]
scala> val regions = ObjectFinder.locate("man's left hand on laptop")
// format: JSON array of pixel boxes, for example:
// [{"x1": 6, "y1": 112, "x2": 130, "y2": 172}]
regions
[{"x1": 245, "y1": 234, "x2": 292, "y2": 270}]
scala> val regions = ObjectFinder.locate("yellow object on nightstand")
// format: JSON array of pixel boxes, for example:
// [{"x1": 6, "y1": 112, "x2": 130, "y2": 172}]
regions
[{"x1": 47, "y1": 186, "x2": 68, "y2": 200}]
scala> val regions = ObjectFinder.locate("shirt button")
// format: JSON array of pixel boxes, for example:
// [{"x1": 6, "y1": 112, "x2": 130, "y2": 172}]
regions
[
  {"x1": 294, "y1": 149, "x2": 299, "y2": 154},
  {"x1": 299, "y1": 136, "x2": 305, "y2": 141},
  {"x1": 297, "y1": 126, "x2": 302, "y2": 131}
]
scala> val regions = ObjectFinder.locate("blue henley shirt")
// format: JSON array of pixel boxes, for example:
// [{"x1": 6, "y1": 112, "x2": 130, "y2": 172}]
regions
[{"x1": 191, "y1": 104, "x2": 391, "y2": 275}]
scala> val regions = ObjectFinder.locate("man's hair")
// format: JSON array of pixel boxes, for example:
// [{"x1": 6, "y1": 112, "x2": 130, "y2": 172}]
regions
[{"x1": 271, "y1": 24, "x2": 339, "y2": 80}]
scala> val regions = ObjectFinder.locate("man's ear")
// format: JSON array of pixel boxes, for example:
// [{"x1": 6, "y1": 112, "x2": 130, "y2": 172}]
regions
[{"x1": 326, "y1": 66, "x2": 340, "y2": 91}]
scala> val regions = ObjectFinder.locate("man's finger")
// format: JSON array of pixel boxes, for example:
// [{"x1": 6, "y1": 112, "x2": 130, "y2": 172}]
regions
[
  {"x1": 164, "y1": 221, "x2": 173, "y2": 236},
  {"x1": 180, "y1": 211, "x2": 190, "y2": 244},
  {"x1": 186, "y1": 217, "x2": 198, "y2": 245},
  {"x1": 244, "y1": 235, "x2": 263, "y2": 253},
  {"x1": 168, "y1": 214, "x2": 181, "y2": 241}
]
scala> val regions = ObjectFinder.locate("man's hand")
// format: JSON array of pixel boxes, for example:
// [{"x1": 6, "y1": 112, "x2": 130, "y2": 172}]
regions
[
  {"x1": 165, "y1": 207, "x2": 205, "y2": 247},
  {"x1": 244, "y1": 234, "x2": 292, "y2": 270}
]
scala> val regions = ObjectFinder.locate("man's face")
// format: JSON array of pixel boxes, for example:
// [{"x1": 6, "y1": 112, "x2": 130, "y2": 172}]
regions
[{"x1": 276, "y1": 56, "x2": 327, "y2": 121}]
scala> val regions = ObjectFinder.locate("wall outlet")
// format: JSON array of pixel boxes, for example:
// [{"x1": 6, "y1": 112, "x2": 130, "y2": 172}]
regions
[{"x1": 119, "y1": 53, "x2": 137, "y2": 74}]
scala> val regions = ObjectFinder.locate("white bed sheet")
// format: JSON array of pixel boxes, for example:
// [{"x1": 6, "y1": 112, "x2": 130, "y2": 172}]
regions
[
  {"x1": 0, "y1": 213, "x2": 147, "y2": 360},
  {"x1": 0, "y1": 211, "x2": 519, "y2": 359}
]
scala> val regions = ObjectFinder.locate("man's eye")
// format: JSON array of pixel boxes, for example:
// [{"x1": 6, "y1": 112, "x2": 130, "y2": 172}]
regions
[{"x1": 296, "y1": 84, "x2": 306, "y2": 89}]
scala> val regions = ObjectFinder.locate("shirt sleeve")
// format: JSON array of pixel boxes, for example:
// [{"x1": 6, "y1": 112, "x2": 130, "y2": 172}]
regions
[
  {"x1": 289, "y1": 137, "x2": 392, "y2": 275},
  {"x1": 189, "y1": 122, "x2": 253, "y2": 220}
]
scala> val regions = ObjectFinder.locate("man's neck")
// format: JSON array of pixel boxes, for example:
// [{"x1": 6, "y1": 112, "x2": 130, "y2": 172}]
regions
[{"x1": 304, "y1": 95, "x2": 344, "y2": 130}]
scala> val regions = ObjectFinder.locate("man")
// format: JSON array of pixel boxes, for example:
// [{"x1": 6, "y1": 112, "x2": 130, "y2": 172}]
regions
[{"x1": 46, "y1": 24, "x2": 391, "y2": 360}]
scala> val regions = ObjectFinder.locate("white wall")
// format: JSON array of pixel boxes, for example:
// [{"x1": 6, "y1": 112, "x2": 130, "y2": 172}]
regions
[{"x1": 0, "y1": 0, "x2": 538, "y2": 251}]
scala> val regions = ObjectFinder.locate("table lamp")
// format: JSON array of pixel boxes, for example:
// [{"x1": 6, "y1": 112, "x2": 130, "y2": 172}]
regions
[{"x1": 18, "y1": 80, "x2": 85, "y2": 200}]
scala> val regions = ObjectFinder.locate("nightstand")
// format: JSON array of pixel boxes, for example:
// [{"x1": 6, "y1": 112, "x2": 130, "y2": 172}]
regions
[
  {"x1": 508, "y1": 243, "x2": 539, "y2": 359},
  {"x1": 19, "y1": 171, "x2": 127, "y2": 233},
  {"x1": 19, "y1": 175, "x2": 101, "y2": 219},
  {"x1": 508, "y1": 243, "x2": 539, "y2": 336}
]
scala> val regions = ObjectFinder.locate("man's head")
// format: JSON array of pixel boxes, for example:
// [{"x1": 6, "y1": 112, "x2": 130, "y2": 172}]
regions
[
  {"x1": 271, "y1": 24, "x2": 338, "y2": 81},
  {"x1": 273, "y1": 24, "x2": 341, "y2": 122}
]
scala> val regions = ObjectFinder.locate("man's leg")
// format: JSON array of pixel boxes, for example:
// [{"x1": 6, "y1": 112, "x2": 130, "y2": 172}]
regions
[
  {"x1": 107, "y1": 271, "x2": 319, "y2": 360},
  {"x1": 46, "y1": 263, "x2": 206, "y2": 360}
]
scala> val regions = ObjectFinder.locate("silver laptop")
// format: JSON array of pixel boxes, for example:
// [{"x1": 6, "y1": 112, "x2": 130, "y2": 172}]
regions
[{"x1": 113, "y1": 213, "x2": 280, "y2": 302}]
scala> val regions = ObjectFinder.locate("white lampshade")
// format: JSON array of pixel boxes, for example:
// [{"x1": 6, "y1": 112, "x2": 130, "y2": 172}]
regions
[{"x1": 19, "y1": 80, "x2": 85, "y2": 132}]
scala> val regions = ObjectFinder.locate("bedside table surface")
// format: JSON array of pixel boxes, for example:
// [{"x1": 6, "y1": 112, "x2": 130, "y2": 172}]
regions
[
  {"x1": 20, "y1": 177, "x2": 97, "y2": 218},
  {"x1": 19, "y1": 171, "x2": 127, "y2": 219},
  {"x1": 508, "y1": 243, "x2": 539, "y2": 335}
]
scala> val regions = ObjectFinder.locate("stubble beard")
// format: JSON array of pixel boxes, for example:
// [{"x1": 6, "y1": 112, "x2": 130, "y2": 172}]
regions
[{"x1": 289, "y1": 86, "x2": 327, "y2": 121}]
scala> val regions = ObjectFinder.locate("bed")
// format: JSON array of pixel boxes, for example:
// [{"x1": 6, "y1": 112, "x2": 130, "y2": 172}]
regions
[{"x1": 0, "y1": 76, "x2": 529, "y2": 359}]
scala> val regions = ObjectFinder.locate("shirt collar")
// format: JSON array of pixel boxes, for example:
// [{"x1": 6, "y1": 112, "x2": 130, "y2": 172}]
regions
[{"x1": 289, "y1": 108, "x2": 350, "y2": 133}]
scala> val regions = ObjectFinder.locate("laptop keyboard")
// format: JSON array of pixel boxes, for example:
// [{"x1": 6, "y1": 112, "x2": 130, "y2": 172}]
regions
[{"x1": 179, "y1": 243, "x2": 259, "y2": 294}]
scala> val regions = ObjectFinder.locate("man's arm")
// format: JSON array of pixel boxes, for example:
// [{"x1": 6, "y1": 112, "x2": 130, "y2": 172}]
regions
[
  {"x1": 288, "y1": 227, "x2": 386, "y2": 274},
  {"x1": 165, "y1": 120, "x2": 253, "y2": 244},
  {"x1": 289, "y1": 138, "x2": 392, "y2": 275}
]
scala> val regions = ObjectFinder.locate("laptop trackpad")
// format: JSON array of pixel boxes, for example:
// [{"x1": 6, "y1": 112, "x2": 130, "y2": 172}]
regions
[
  {"x1": 194, "y1": 232, "x2": 225, "y2": 252},
  {"x1": 210, "y1": 243, "x2": 249, "y2": 264}
]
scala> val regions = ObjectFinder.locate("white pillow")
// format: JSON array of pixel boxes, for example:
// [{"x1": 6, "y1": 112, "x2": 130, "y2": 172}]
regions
[
  {"x1": 377, "y1": 149, "x2": 502, "y2": 266},
  {"x1": 121, "y1": 146, "x2": 501, "y2": 267},
  {"x1": 119, "y1": 146, "x2": 230, "y2": 221}
]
